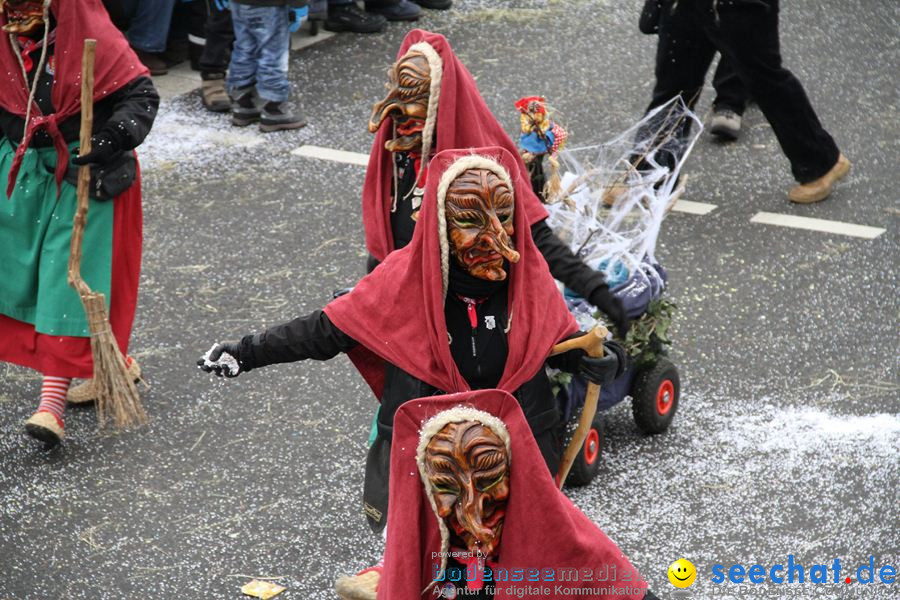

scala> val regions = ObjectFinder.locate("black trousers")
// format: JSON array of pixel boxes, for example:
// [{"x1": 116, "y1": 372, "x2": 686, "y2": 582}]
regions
[
  {"x1": 711, "y1": 57, "x2": 749, "y2": 114},
  {"x1": 648, "y1": 0, "x2": 839, "y2": 183},
  {"x1": 197, "y1": 0, "x2": 234, "y2": 77}
]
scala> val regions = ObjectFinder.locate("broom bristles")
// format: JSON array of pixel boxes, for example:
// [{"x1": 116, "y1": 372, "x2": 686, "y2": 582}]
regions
[{"x1": 82, "y1": 292, "x2": 147, "y2": 429}]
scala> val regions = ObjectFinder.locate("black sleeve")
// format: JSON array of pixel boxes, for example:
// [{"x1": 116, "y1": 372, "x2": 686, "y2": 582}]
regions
[
  {"x1": 238, "y1": 310, "x2": 358, "y2": 371},
  {"x1": 531, "y1": 219, "x2": 611, "y2": 302},
  {"x1": 100, "y1": 76, "x2": 160, "y2": 151}
]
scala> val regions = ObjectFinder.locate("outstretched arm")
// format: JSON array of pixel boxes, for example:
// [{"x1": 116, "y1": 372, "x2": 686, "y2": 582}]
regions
[
  {"x1": 198, "y1": 310, "x2": 358, "y2": 377},
  {"x1": 530, "y1": 219, "x2": 629, "y2": 337}
]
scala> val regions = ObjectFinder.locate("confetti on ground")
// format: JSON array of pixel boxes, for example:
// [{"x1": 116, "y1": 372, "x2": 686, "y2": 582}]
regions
[{"x1": 241, "y1": 579, "x2": 286, "y2": 599}]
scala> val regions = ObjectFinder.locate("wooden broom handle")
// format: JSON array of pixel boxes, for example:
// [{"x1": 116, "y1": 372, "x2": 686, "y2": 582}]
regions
[
  {"x1": 551, "y1": 325, "x2": 608, "y2": 489},
  {"x1": 67, "y1": 39, "x2": 96, "y2": 295}
]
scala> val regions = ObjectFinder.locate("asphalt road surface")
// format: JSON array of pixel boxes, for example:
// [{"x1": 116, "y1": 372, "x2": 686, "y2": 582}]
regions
[{"x1": 1, "y1": 1, "x2": 898, "y2": 599}]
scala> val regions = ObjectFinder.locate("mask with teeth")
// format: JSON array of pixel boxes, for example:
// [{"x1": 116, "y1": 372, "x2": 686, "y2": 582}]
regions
[
  {"x1": 368, "y1": 49, "x2": 430, "y2": 154},
  {"x1": 423, "y1": 419, "x2": 509, "y2": 560},
  {"x1": 1, "y1": 0, "x2": 46, "y2": 36}
]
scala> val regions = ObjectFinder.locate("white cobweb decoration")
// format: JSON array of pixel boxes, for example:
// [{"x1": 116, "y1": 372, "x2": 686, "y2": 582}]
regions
[{"x1": 545, "y1": 97, "x2": 702, "y2": 281}]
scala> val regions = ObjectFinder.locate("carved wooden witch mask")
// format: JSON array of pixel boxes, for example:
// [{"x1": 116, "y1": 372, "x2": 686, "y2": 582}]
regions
[
  {"x1": 368, "y1": 49, "x2": 430, "y2": 154},
  {"x1": 1, "y1": 0, "x2": 46, "y2": 35},
  {"x1": 446, "y1": 168, "x2": 520, "y2": 282},
  {"x1": 423, "y1": 418, "x2": 510, "y2": 559}
]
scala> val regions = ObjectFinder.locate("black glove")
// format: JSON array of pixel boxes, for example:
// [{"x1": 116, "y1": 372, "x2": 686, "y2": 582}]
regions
[
  {"x1": 71, "y1": 131, "x2": 120, "y2": 167},
  {"x1": 197, "y1": 341, "x2": 245, "y2": 378},
  {"x1": 589, "y1": 287, "x2": 630, "y2": 339},
  {"x1": 579, "y1": 340, "x2": 627, "y2": 385}
]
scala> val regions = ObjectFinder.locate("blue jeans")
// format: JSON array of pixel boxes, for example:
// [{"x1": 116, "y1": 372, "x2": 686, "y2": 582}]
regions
[
  {"x1": 122, "y1": 0, "x2": 177, "y2": 53},
  {"x1": 227, "y1": 4, "x2": 291, "y2": 104}
]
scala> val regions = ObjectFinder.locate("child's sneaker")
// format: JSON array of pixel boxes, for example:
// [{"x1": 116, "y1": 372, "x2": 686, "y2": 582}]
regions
[
  {"x1": 231, "y1": 86, "x2": 261, "y2": 127},
  {"x1": 259, "y1": 101, "x2": 307, "y2": 132}
]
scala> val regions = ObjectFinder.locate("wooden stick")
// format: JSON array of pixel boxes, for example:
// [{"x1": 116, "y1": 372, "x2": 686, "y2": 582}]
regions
[
  {"x1": 67, "y1": 39, "x2": 95, "y2": 295},
  {"x1": 551, "y1": 325, "x2": 608, "y2": 489},
  {"x1": 66, "y1": 39, "x2": 147, "y2": 430}
]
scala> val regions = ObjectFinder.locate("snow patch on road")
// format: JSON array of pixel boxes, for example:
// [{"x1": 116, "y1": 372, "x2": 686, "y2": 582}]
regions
[{"x1": 725, "y1": 405, "x2": 900, "y2": 457}]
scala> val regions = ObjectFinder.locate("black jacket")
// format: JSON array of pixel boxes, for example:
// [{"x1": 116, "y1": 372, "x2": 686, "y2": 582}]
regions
[
  {"x1": 237, "y1": 293, "x2": 583, "y2": 532},
  {"x1": 0, "y1": 71, "x2": 159, "y2": 199}
]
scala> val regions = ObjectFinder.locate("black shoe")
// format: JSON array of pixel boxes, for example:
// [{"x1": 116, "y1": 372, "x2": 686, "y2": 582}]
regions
[
  {"x1": 365, "y1": 0, "x2": 421, "y2": 21},
  {"x1": 133, "y1": 48, "x2": 168, "y2": 76},
  {"x1": 412, "y1": 0, "x2": 451, "y2": 9},
  {"x1": 160, "y1": 39, "x2": 189, "y2": 68},
  {"x1": 325, "y1": 3, "x2": 387, "y2": 33},
  {"x1": 259, "y1": 101, "x2": 308, "y2": 132},
  {"x1": 230, "y1": 86, "x2": 261, "y2": 127}
]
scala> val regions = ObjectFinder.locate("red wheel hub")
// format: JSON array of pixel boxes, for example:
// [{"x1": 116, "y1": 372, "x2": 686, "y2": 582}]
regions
[
  {"x1": 656, "y1": 379, "x2": 675, "y2": 415},
  {"x1": 583, "y1": 428, "x2": 600, "y2": 465}
]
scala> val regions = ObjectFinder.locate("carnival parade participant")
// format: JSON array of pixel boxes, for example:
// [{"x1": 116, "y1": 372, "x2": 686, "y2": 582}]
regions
[
  {"x1": 379, "y1": 390, "x2": 659, "y2": 600},
  {"x1": 198, "y1": 147, "x2": 625, "y2": 525},
  {"x1": 642, "y1": 0, "x2": 850, "y2": 204},
  {"x1": 0, "y1": 0, "x2": 157, "y2": 446},
  {"x1": 199, "y1": 147, "x2": 627, "y2": 598},
  {"x1": 363, "y1": 29, "x2": 629, "y2": 338}
]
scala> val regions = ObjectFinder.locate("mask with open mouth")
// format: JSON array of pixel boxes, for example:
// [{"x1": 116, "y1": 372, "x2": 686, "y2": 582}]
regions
[
  {"x1": 368, "y1": 49, "x2": 430, "y2": 154},
  {"x1": 446, "y1": 168, "x2": 520, "y2": 281},
  {"x1": 1, "y1": 0, "x2": 46, "y2": 35},
  {"x1": 423, "y1": 419, "x2": 509, "y2": 561}
]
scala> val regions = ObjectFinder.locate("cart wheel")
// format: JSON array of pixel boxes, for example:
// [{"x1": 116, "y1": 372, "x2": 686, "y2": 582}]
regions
[
  {"x1": 566, "y1": 412, "x2": 604, "y2": 487},
  {"x1": 631, "y1": 357, "x2": 680, "y2": 434}
]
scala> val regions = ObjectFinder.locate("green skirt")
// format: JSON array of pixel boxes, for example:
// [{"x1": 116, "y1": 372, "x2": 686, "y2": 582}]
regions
[{"x1": 0, "y1": 138, "x2": 113, "y2": 337}]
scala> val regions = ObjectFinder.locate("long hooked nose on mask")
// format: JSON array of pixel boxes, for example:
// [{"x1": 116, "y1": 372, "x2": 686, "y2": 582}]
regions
[{"x1": 368, "y1": 51, "x2": 431, "y2": 153}]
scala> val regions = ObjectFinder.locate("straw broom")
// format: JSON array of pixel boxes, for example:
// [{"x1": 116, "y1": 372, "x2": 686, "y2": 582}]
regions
[{"x1": 67, "y1": 39, "x2": 147, "y2": 429}]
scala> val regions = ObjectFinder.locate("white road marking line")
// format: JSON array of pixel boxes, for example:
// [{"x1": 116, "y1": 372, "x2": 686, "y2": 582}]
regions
[
  {"x1": 291, "y1": 145, "x2": 369, "y2": 166},
  {"x1": 750, "y1": 212, "x2": 886, "y2": 240},
  {"x1": 671, "y1": 200, "x2": 717, "y2": 215},
  {"x1": 291, "y1": 145, "x2": 723, "y2": 217}
]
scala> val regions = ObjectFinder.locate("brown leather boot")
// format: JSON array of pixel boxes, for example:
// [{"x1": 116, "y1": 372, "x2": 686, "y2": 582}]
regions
[
  {"x1": 788, "y1": 154, "x2": 851, "y2": 204},
  {"x1": 201, "y1": 76, "x2": 230, "y2": 113}
]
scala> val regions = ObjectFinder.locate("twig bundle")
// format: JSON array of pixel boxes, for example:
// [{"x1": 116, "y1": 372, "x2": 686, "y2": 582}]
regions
[{"x1": 67, "y1": 39, "x2": 147, "y2": 429}]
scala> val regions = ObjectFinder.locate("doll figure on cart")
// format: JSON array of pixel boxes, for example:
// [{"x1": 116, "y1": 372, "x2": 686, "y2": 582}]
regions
[{"x1": 514, "y1": 96, "x2": 567, "y2": 201}]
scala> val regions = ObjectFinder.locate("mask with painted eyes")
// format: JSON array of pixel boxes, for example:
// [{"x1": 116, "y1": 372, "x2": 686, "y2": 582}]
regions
[
  {"x1": 1, "y1": 0, "x2": 45, "y2": 35},
  {"x1": 423, "y1": 420, "x2": 509, "y2": 559},
  {"x1": 368, "y1": 49, "x2": 430, "y2": 154},
  {"x1": 446, "y1": 168, "x2": 520, "y2": 281}
]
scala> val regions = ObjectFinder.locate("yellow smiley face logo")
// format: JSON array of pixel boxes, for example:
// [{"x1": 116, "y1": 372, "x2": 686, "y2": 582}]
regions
[{"x1": 668, "y1": 558, "x2": 697, "y2": 588}]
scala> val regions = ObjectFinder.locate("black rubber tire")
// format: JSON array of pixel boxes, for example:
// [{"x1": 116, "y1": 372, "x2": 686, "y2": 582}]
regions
[
  {"x1": 631, "y1": 357, "x2": 680, "y2": 434},
  {"x1": 566, "y1": 411, "x2": 604, "y2": 487}
]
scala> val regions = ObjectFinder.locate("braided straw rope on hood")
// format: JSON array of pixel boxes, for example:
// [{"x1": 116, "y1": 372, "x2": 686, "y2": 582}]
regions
[{"x1": 408, "y1": 41, "x2": 442, "y2": 180}]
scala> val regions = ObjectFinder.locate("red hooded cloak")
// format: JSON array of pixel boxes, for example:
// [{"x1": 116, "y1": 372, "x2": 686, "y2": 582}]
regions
[
  {"x1": 0, "y1": 0, "x2": 148, "y2": 197},
  {"x1": 326, "y1": 146, "x2": 576, "y2": 399},
  {"x1": 362, "y1": 29, "x2": 549, "y2": 262},
  {"x1": 379, "y1": 389, "x2": 648, "y2": 600}
]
